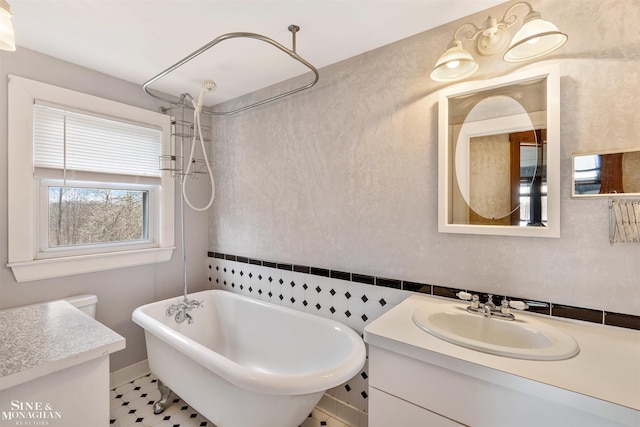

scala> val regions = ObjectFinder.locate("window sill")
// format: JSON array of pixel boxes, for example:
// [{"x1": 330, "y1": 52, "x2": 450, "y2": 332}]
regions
[{"x1": 7, "y1": 247, "x2": 175, "y2": 283}]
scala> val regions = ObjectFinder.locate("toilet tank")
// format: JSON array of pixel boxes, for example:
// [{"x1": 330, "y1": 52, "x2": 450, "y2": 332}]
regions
[{"x1": 63, "y1": 294, "x2": 98, "y2": 319}]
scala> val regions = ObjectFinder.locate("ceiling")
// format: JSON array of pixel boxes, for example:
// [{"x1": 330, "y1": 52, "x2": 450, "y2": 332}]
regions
[{"x1": 9, "y1": 0, "x2": 506, "y2": 107}]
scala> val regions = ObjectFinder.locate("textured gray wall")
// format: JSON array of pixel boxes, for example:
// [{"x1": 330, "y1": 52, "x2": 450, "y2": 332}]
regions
[
  {"x1": 0, "y1": 48, "x2": 210, "y2": 371},
  {"x1": 208, "y1": 0, "x2": 640, "y2": 316}
]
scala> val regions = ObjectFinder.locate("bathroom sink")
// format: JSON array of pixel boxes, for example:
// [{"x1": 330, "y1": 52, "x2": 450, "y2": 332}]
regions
[{"x1": 412, "y1": 304, "x2": 579, "y2": 360}]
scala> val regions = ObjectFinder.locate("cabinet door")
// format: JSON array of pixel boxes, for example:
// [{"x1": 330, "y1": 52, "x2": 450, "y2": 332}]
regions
[{"x1": 369, "y1": 387, "x2": 465, "y2": 427}]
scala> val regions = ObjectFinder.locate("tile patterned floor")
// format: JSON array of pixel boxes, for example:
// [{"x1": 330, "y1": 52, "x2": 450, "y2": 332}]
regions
[{"x1": 110, "y1": 374, "x2": 351, "y2": 427}]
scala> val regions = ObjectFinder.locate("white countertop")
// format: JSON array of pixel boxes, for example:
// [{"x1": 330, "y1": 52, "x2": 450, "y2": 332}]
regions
[
  {"x1": 364, "y1": 294, "x2": 640, "y2": 411},
  {"x1": 0, "y1": 300, "x2": 126, "y2": 390}
]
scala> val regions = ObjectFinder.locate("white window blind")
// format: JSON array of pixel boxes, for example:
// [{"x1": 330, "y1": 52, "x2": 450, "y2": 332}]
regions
[{"x1": 33, "y1": 103, "x2": 162, "y2": 178}]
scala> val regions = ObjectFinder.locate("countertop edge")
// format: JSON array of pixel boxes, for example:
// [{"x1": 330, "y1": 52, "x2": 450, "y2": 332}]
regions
[
  {"x1": 0, "y1": 300, "x2": 126, "y2": 391},
  {"x1": 0, "y1": 338, "x2": 125, "y2": 391}
]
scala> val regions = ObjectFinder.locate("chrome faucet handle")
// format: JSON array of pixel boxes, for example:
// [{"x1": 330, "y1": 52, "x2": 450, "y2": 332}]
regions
[
  {"x1": 471, "y1": 294, "x2": 480, "y2": 309},
  {"x1": 457, "y1": 291, "x2": 481, "y2": 309},
  {"x1": 500, "y1": 298, "x2": 510, "y2": 314}
]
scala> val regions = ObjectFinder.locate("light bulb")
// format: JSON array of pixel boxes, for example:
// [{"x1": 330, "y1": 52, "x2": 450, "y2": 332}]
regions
[
  {"x1": 0, "y1": 0, "x2": 16, "y2": 52},
  {"x1": 446, "y1": 60, "x2": 460, "y2": 69}
]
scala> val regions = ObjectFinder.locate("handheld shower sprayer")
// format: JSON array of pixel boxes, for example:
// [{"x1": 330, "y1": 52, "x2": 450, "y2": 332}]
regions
[
  {"x1": 193, "y1": 80, "x2": 217, "y2": 112},
  {"x1": 184, "y1": 79, "x2": 217, "y2": 212}
]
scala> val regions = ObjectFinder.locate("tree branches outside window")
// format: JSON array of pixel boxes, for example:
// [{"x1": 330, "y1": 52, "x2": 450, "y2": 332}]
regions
[{"x1": 48, "y1": 187, "x2": 147, "y2": 248}]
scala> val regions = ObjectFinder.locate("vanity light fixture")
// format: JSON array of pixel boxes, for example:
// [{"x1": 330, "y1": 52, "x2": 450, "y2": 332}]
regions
[
  {"x1": 0, "y1": 0, "x2": 16, "y2": 51},
  {"x1": 430, "y1": 2, "x2": 567, "y2": 82}
]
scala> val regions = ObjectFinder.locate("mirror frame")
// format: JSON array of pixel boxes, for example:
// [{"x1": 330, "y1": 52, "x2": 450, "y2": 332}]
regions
[{"x1": 438, "y1": 65, "x2": 561, "y2": 238}]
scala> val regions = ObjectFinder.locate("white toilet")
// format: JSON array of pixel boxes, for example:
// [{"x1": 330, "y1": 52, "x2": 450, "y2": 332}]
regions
[{"x1": 60, "y1": 294, "x2": 99, "y2": 318}]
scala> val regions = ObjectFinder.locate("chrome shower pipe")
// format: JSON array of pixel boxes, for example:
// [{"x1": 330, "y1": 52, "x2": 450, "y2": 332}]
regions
[
  {"x1": 288, "y1": 24, "x2": 299, "y2": 53},
  {"x1": 143, "y1": 25, "x2": 319, "y2": 116}
]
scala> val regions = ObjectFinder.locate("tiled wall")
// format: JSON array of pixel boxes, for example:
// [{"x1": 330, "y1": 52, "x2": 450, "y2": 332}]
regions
[
  {"x1": 206, "y1": 251, "x2": 640, "y2": 426},
  {"x1": 207, "y1": 253, "x2": 640, "y2": 330}
]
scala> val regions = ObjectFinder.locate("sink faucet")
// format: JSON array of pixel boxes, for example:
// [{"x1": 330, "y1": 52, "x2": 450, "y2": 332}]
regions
[
  {"x1": 485, "y1": 294, "x2": 496, "y2": 311},
  {"x1": 482, "y1": 303, "x2": 492, "y2": 317},
  {"x1": 456, "y1": 292, "x2": 528, "y2": 321}
]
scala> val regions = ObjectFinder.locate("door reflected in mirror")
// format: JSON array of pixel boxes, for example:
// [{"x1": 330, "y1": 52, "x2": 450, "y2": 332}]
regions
[
  {"x1": 438, "y1": 65, "x2": 560, "y2": 238},
  {"x1": 572, "y1": 150, "x2": 640, "y2": 197},
  {"x1": 464, "y1": 129, "x2": 547, "y2": 226}
]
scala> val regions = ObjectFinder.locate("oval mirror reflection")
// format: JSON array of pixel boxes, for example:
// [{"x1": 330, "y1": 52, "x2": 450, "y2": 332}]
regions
[
  {"x1": 455, "y1": 96, "x2": 538, "y2": 221},
  {"x1": 449, "y1": 79, "x2": 547, "y2": 227}
]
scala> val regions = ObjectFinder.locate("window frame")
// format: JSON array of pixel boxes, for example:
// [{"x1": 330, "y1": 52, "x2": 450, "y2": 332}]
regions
[{"x1": 7, "y1": 75, "x2": 175, "y2": 282}]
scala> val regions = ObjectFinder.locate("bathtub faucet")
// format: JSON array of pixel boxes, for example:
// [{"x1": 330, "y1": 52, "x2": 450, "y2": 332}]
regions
[{"x1": 165, "y1": 298, "x2": 203, "y2": 324}]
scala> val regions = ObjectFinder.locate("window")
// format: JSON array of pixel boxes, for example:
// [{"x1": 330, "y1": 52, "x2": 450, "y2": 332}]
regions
[
  {"x1": 33, "y1": 103, "x2": 161, "y2": 257},
  {"x1": 40, "y1": 182, "x2": 153, "y2": 256},
  {"x1": 573, "y1": 154, "x2": 602, "y2": 195},
  {"x1": 7, "y1": 75, "x2": 174, "y2": 282}
]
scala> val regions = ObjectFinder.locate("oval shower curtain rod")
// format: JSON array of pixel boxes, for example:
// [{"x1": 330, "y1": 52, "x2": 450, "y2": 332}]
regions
[{"x1": 143, "y1": 25, "x2": 319, "y2": 116}]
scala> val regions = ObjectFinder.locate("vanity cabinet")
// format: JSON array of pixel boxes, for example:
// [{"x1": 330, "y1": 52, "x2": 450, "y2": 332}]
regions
[
  {"x1": 369, "y1": 386, "x2": 463, "y2": 427},
  {"x1": 369, "y1": 345, "x2": 635, "y2": 427},
  {"x1": 364, "y1": 295, "x2": 640, "y2": 427}
]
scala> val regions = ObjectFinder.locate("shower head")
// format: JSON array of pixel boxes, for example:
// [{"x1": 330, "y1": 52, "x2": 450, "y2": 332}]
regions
[
  {"x1": 196, "y1": 79, "x2": 217, "y2": 110},
  {"x1": 201, "y1": 80, "x2": 217, "y2": 92}
]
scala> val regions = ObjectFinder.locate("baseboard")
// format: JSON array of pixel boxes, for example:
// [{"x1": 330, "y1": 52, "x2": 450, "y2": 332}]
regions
[{"x1": 109, "y1": 359, "x2": 150, "y2": 389}]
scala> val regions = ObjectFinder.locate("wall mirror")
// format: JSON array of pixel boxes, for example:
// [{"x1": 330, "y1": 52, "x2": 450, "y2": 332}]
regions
[
  {"x1": 572, "y1": 149, "x2": 640, "y2": 197},
  {"x1": 438, "y1": 65, "x2": 560, "y2": 237}
]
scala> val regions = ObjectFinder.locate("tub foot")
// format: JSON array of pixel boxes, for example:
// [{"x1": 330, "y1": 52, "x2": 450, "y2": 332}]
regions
[{"x1": 153, "y1": 380, "x2": 172, "y2": 414}]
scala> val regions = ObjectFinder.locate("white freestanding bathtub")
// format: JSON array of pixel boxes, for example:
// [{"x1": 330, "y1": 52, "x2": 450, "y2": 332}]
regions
[{"x1": 132, "y1": 290, "x2": 366, "y2": 427}]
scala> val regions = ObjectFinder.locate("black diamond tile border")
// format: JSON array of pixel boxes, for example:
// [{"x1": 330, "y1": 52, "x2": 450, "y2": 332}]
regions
[{"x1": 208, "y1": 251, "x2": 640, "y2": 331}]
